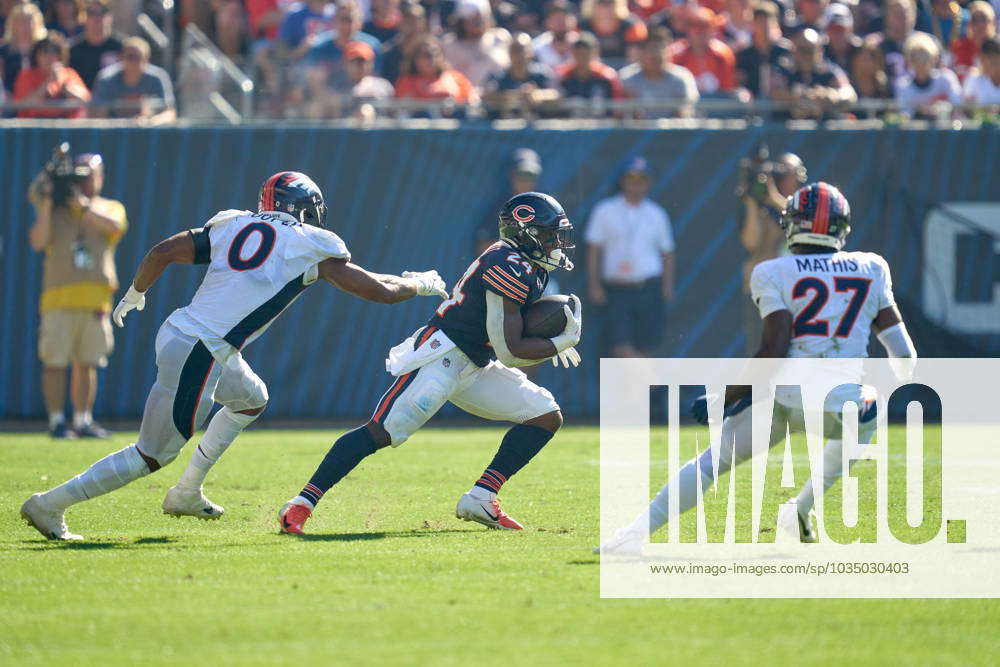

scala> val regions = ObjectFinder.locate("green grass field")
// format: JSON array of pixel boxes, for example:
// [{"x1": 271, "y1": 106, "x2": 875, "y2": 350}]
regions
[{"x1": 2, "y1": 426, "x2": 998, "y2": 666}]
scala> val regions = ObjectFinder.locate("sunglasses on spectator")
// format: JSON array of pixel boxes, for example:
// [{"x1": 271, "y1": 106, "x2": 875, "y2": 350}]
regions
[
  {"x1": 86, "y1": 5, "x2": 109, "y2": 15},
  {"x1": 971, "y1": 13, "x2": 990, "y2": 22},
  {"x1": 122, "y1": 50, "x2": 144, "y2": 61}
]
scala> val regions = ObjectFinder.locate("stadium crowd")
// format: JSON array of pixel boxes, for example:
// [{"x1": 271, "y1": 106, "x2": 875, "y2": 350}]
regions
[{"x1": 0, "y1": 0, "x2": 999, "y2": 119}]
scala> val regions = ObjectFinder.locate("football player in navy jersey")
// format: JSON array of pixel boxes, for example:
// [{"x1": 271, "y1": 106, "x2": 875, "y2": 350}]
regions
[{"x1": 280, "y1": 192, "x2": 583, "y2": 533}]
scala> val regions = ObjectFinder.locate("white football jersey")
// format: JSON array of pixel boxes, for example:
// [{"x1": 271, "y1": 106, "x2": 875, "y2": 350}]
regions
[
  {"x1": 750, "y1": 251, "x2": 896, "y2": 359},
  {"x1": 167, "y1": 209, "x2": 349, "y2": 357}
]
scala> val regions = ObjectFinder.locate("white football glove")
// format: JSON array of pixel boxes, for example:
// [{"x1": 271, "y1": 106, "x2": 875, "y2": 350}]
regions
[
  {"x1": 403, "y1": 270, "x2": 449, "y2": 299},
  {"x1": 112, "y1": 285, "x2": 145, "y2": 327},
  {"x1": 550, "y1": 294, "x2": 582, "y2": 353},
  {"x1": 551, "y1": 346, "x2": 581, "y2": 368}
]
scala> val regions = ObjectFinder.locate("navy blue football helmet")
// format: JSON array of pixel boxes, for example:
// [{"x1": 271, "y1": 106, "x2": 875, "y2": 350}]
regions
[
  {"x1": 781, "y1": 181, "x2": 851, "y2": 250},
  {"x1": 498, "y1": 192, "x2": 575, "y2": 271},
  {"x1": 258, "y1": 171, "x2": 327, "y2": 227}
]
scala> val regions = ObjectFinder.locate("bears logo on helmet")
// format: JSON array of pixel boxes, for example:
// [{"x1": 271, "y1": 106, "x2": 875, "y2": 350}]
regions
[
  {"x1": 781, "y1": 181, "x2": 851, "y2": 250},
  {"x1": 258, "y1": 171, "x2": 327, "y2": 228},
  {"x1": 499, "y1": 192, "x2": 575, "y2": 271},
  {"x1": 511, "y1": 205, "x2": 536, "y2": 223}
]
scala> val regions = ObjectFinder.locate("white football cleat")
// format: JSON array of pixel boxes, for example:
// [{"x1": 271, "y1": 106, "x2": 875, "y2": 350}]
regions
[
  {"x1": 20, "y1": 493, "x2": 83, "y2": 541},
  {"x1": 797, "y1": 507, "x2": 818, "y2": 543},
  {"x1": 162, "y1": 485, "x2": 224, "y2": 520},
  {"x1": 594, "y1": 529, "x2": 644, "y2": 556},
  {"x1": 455, "y1": 492, "x2": 523, "y2": 530}
]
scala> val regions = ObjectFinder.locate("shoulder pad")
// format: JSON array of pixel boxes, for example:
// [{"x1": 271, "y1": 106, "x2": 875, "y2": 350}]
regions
[{"x1": 203, "y1": 209, "x2": 251, "y2": 229}]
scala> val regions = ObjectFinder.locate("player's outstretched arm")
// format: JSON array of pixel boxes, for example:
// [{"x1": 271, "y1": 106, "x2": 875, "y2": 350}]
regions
[
  {"x1": 113, "y1": 230, "x2": 199, "y2": 327},
  {"x1": 318, "y1": 258, "x2": 447, "y2": 304},
  {"x1": 486, "y1": 292, "x2": 582, "y2": 367}
]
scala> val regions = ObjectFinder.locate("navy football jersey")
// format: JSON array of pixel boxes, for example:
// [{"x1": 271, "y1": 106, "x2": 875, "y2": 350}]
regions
[{"x1": 428, "y1": 241, "x2": 548, "y2": 366}]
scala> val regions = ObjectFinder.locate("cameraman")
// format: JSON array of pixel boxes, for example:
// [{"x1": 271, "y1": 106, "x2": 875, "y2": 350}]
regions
[
  {"x1": 28, "y1": 151, "x2": 127, "y2": 439},
  {"x1": 738, "y1": 151, "x2": 807, "y2": 353}
]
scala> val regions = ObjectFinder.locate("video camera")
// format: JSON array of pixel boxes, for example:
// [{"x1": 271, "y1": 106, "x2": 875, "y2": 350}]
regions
[
  {"x1": 735, "y1": 143, "x2": 774, "y2": 202},
  {"x1": 44, "y1": 143, "x2": 94, "y2": 207}
]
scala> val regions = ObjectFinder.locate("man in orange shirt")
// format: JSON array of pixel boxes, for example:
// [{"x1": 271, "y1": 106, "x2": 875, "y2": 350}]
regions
[
  {"x1": 13, "y1": 34, "x2": 90, "y2": 118},
  {"x1": 668, "y1": 6, "x2": 737, "y2": 94}
]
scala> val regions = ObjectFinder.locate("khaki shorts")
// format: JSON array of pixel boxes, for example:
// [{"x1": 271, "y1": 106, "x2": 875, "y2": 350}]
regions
[{"x1": 38, "y1": 309, "x2": 114, "y2": 368}]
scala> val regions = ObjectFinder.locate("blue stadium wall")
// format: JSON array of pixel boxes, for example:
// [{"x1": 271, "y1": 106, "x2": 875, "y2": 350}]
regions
[{"x1": 1, "y1": 126, "x2": 998, "y2": 421}]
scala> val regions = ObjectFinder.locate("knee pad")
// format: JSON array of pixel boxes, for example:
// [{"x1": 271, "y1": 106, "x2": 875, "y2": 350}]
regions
[{"x1": 382, "y1": 378, "x2": 450, "y2": 448}]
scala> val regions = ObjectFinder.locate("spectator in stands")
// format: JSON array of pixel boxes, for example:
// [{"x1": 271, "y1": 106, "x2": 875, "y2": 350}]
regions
[
  {"x1": 669, "y1": 7, "x2": 738, "y2": 96},
  {"x1": 963, "y1": 35, "x2": 1000, "y2": 105},
  {"x1": 442, "y1": 0, "x2": 512, "y2": 91},
  {"x1": 952, "y1": 1, "x2": 996, "y2": 80},
  {"x1": 736, "y1": 2, "x2": 791, "y2": 99},
  {"x1": 212, "y1": 0, "x2": 251, "y2": 66},
  {"x1": 47, "y1": 0, "x2": 84, "y2": 40},
  {"x1": 483, "y1": 31, "x2": 560, "y2": 117},
  {"x1": 279, "y1": 0, "x2": 335, "y2": 60},
  {"x1": 895, "y1": 30, "x2": 961, "y2": 118},
  {"x1": 91, "y1": 36, "x2": 176, "y2": 123},
  {"x1": 532, "y1": 0, "x2": 579, "y2": 69},
  {"x1": 29, "y1": 151, "x2": 126, "y2": 439},
  {"x1": 1, "y1": 2, "x2": 47, "y2": 95},
  {"x1": 395, "y1": 34, "x2": 479, "y2": 109},
  {"x1": 927, "y1": 0, "x2": 969, "y2": 67},
  {"x1": 306, "y1": 40, "x2": 394, "y2": 117},
  {"x1": 877, "y1": 0, "x2": 922, "y2": 89},
  {"x1": 380, "y1": 1, "x2": 429, "y2": 84},
  {"x1": 364, "y1": 0, "x2": 402, "y2": 43},
  {"x1": 13, "y1": 33, "x2": 90, "y2": 118},
  {"x1": 823, "y1": 3, "x2": 861, "y2": 74},
  {"x1": 850, "y1": 34, "x2": 892, "y2": 110},
  {"x1": 723, "y1": 0, "x2": 755, "y2": 53},
  {"x1": 578, "y1": 0, "x2": 646, "y2": 64},
  {"x1": 771, "y1": 27, "x2": 856, "y2": 118},
  {"x1": 69, "y1": 0, "x2": 121, "y2": 90},
  {"x1": 556, "y1": 31, "x2": 623, "y2": 114},
  {"x1": 586, "y1": 156, "x2": 675, "y2": 358},
  {"x1": 246, "y1": 0, "x2": 290, "y2": 42},
  {"x1": 308, "y1": 0, "x2": 381, "y2": 67},
  {"x1": 619, "y1": 29, "x2": 699, "y2": 117},
  {"x1": 791, "y1": 0, "x2": 828, "y2": 32}
]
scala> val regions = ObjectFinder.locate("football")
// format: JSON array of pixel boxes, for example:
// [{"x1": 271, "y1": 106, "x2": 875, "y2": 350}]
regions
[{"x1": 523, "y1": 294, "x2": 574, "y2": 338}]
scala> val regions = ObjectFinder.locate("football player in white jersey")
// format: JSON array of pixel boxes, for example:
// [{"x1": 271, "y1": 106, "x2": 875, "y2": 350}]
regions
[
  {"x1": 21, "y1": 171, "x2": 448, "y2": 541},
  {"x1": 599, "y1": 181, "x2": 917, "y2": 554}
]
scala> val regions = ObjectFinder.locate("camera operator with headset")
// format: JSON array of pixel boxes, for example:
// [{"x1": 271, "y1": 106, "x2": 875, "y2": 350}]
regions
[
  {"x1": 29, "y1": 144, "x2": 127, "y2": 439},
  {"x1": 737, "y1": 146, "x2": 807, "y2": 354}
]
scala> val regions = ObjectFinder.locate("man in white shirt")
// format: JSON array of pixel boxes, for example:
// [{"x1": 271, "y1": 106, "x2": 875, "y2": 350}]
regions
[
  {"x1": 963, "y1": 36, "x2": 1000, "y2": 105},
  {"x1": 586, "y1": 156, "x2": 675, "y2": 357}
]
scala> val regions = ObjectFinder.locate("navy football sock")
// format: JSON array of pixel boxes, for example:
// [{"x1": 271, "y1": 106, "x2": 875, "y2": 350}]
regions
[
  {"x1": 474, "y1": 424, "x2": 554, "y2": 494},
  {"x1": 300, "y1": 426, "x2": 378, "y2": 507}
]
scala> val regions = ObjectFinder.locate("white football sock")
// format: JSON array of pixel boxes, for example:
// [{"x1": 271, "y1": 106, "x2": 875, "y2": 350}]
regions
[
  {"x1": 175, "y1": 407, "x2": 258, "y2": 490},
  {"x1": 40, "y1": 444, "x2": 150, "y2": 510},
  {"x1": 630, "y1": 447, "x2": 716, "y2": 536},
  {"x1": 468, "y1": 485, "x2": 495, "y2": 501},
  {"x1": 73, "y1": 411, "x2": 92, "y2": 429},
  {"x1": 48, "y1": 412, "x2": 65, "y2": 429},
  {"x1": 291, "y1": 495, "x2": 315, "y2": 510},
  {"x1": 795, "y1": 439, "x2": 853, "y2": 517}
]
